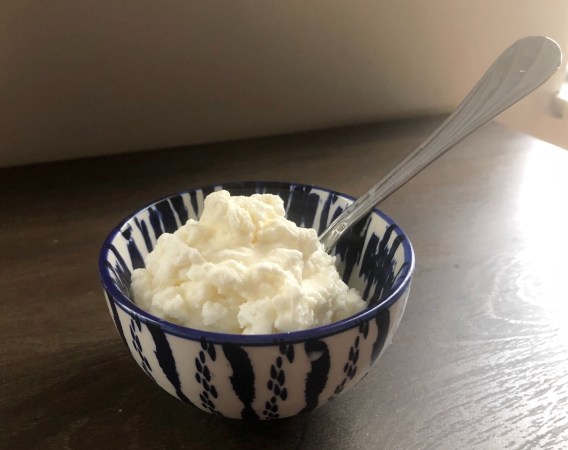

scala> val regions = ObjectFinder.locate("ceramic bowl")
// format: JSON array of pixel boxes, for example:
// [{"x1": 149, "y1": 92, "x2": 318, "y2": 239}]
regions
[{"x1": 99, "y1": 181, "x2": 414, "y2": 419}]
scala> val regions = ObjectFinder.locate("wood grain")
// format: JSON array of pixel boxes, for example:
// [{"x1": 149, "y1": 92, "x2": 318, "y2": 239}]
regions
[{"x1": 2, "y1": 116, "x2": 568, "y2": 449}]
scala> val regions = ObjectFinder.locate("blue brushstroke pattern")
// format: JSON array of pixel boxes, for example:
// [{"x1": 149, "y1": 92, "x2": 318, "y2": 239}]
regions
[
  {"x1": 334, "y1": 214, "x2": 371, "y2": 285},
  {"x1": 106, "y1": 293, "x2": 127, "y2": 347},
  {"x1": 134, "y1": 217, "x2": 153, "y2": 254},
  {"x1": 301, "y1": 339, "x2": 330, "y2": 412},
  {"x1": 105, "y1": 245, "x2": 132, "y2": 295},
  {"x1": 222, "y1": 344, "x2": 259, "y2": 420},
  {"x1": 121, "y1": 226, "x2": 145, "y2": 271},
  {"x1": 317, "y1": 192, "x2": 336, "y2": 235},
  {"x1": 361, "y1": 226, "x2": 404, "y2": 305},
  {"x1": 148, "y1": 207, "x2": 165, "y2": 238},
  {"x1": 146, "y1": 322, "x2": 192, "y2": 404},
  {"x1": 154, "y1": 199, "x2": 178, "y2": 233},
  {"x1": 371, "y1": 309, "x2": 390, "y2": 364},
  {"x1": 170, "y1": 195, "x2": 188, "y2": 225}
]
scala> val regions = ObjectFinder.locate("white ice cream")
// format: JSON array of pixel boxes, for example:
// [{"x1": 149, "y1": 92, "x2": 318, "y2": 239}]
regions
[{"x1": 130, "y1": 190, "x2": 366, "y2": 334}]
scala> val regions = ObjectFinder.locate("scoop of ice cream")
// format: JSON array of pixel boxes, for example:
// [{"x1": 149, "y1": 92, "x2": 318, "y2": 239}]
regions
[{"x1": 130, "y1": 189, "x2": 366, "y2": 334}]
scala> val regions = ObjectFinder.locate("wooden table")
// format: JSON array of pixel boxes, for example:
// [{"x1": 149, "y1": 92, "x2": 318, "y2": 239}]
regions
[{"x1": 2, "y1": 117, "x2": 568, "y2": 449}]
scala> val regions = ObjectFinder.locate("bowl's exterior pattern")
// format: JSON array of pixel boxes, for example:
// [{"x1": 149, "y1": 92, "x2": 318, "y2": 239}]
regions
[{"x1": 100, "y1": 182, "x2": 414, "y2": 419}]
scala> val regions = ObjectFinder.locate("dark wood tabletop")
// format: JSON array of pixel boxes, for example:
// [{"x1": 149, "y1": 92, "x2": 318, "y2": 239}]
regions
[{"x1": 2, "y1": 116, "x2": 568, "y2": 450}]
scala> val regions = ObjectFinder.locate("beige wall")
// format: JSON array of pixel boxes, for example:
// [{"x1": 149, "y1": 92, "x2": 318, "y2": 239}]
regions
[{"x1": 1, "y1": 1, "x2": 567, "y2": 167}]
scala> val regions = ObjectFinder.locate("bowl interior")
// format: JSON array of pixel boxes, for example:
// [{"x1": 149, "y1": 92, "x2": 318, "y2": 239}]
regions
[{"x1": 100, "y1": 182, "x2": 413, "y2": 331}]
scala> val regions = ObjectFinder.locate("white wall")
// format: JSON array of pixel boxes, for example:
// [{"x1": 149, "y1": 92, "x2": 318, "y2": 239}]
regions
[{"x1": 1, "y1": 1, "x2": 567, "y2": 167}]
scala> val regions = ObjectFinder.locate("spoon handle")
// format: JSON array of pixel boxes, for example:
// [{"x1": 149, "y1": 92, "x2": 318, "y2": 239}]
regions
[{"x1": 319, "y1": 36, "x2": 562, "y2": 251}]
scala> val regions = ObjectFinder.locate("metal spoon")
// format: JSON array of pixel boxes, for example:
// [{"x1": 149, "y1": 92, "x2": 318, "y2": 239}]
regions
[{"x1": 319, "y1": 36, "x2": 562, "y2": 252}]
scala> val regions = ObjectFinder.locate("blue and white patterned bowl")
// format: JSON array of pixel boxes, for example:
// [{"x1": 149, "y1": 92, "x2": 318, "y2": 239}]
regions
[{"x1": 99, "y1": 181, "x2": 414, "y2": 419}]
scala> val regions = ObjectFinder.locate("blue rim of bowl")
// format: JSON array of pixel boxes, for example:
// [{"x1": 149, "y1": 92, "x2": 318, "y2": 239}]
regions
[{"x1": 99, "y1": 181, "x2": 415, "y2": 346}]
